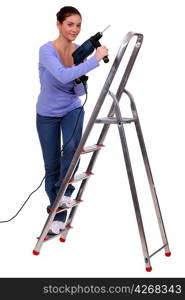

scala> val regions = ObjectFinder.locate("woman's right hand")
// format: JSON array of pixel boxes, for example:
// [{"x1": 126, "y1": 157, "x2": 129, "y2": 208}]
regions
[{"x1": 95, "y1": 46, "x2": 108, "y2": 61}]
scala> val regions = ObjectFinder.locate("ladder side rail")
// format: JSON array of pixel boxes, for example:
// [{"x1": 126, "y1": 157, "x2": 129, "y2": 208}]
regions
[
  {"x1": 124, "y1": 89, "x2": 170, "y2": 253},
  {"x1": 108, "y1": 91, "x2": 151, "y2": 269}
]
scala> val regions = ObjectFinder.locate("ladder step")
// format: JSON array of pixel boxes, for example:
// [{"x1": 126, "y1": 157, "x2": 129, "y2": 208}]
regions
[
  {"x1": 61, "y1": 171, "x2": 94, "y2": 183},
  {"x1": 47, "y1": 228, "x2": 70, "y2": 242},
  {"x1": 48, "y1": 199, "x2": 83, "y2": 213},
  {"x1": 95, "y1": 117, "x2": 136, "y2": 124},
  {"x1": 48, "y1": 200, "x2": 80, "y2": 214},
  {"x1": 37, "y1": 227, "x2": 71, "y2": 243},
  {"x1": 74, "y1": 144, "x2": 105, "y2": 154},
  {"x1": 72, "y1": 171, "x2": 94, "y2": 182},
  {"x1": 57, "y1": 199, "x2": 82, "y2": 214}
]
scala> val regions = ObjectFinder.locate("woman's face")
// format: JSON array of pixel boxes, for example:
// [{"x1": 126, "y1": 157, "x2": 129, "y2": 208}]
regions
[{"x1": 58, "y1": 14, "x2": 82, "y2": 41}]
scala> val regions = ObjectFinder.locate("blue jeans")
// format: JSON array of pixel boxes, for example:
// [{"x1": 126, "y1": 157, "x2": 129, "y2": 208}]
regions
[{"x1": 36, "y1": 107, "x2": 84, "y2": 222}]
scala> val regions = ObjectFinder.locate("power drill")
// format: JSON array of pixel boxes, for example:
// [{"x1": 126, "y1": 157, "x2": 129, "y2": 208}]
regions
[{"x1": 72, "y1": 25, "x2": 110, "y2": 84}]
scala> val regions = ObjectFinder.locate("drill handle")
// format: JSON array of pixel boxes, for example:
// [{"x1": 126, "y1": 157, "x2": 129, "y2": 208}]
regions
[
  {"x1": 95, "y1": 40, "x2": 109, "y2": 63},
  {"x1": 103, "y1": 55, "x2": 109, "y2": 63}
]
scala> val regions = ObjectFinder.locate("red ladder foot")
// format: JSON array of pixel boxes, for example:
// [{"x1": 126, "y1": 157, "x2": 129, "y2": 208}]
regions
[
  {"x1": 59, "y1": 238, "x2": 66, "y2": 243},
  {"x1": 32, "y1": 250, "x2": 40, "y2": 256},
  {"x1": 146, "y1": 266, "x2": 152, "y2": 272},
  {"x1": 165, "y1": 252, "x2": 171, "y2": 257}
]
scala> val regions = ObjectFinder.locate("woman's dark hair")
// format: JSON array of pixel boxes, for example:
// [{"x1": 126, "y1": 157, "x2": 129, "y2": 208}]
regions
[{"x1": 56, "y1": 6, "x2": 82, "y2": 23}]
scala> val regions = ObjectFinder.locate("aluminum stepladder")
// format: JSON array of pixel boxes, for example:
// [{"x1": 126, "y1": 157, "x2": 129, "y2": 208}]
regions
[{"x1": 33, "y1": 32, "x2": 171, "y2": 271}]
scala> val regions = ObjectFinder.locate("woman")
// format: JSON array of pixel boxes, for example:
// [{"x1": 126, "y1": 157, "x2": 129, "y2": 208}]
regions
[{"x1": 36, "y1": 6, "x2": 108, "y2": 234}]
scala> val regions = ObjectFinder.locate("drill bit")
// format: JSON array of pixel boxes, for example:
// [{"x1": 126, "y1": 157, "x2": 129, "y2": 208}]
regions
[{"x1": 101, "y1": 25, "x2": 111, "y2": 34}]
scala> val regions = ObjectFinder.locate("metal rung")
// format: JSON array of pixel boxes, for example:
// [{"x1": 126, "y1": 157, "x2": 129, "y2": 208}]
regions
[
  {"x1": 70, "y1": 171, "x2": 94, "y2": 183},
  {"x1": 37, "y1": 228, "x2": 70, "y2": 243},
  {"x1": 149, "y1": 244, "x2": 167, "y2": 258},
  {"x1": 95, "y1": 117, "x2": 136, "y2": 124},
  {"x1": 43, "y1": 233, "x2": 60, "y2": 242},
  {"x1": 61, "y1": 171, "x2": 94, "y2": 183},
  {"x1": 56, "y1": 201, "x2": 79, "y2": 214},
  {"x1": 76, "y1": 144, "x2": 104, "y2": 154},
  {"x1": 48, "y1": 201, "x2": 80, "y2": 214}
]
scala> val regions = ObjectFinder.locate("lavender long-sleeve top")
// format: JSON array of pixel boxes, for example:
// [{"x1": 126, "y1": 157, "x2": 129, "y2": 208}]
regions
[{"x1": 36, "y1": 42, "x2": 100, "y2": 117}]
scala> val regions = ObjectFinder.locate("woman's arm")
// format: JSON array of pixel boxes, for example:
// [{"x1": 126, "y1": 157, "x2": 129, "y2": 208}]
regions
[{"x1": 39, "y1": 45, "x2": 99, "y2": 84}]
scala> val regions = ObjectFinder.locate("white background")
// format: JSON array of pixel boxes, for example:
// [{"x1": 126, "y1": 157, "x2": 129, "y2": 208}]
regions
[{"x1": 0, "y1": 0, "x2": 184, "y2": 278}]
